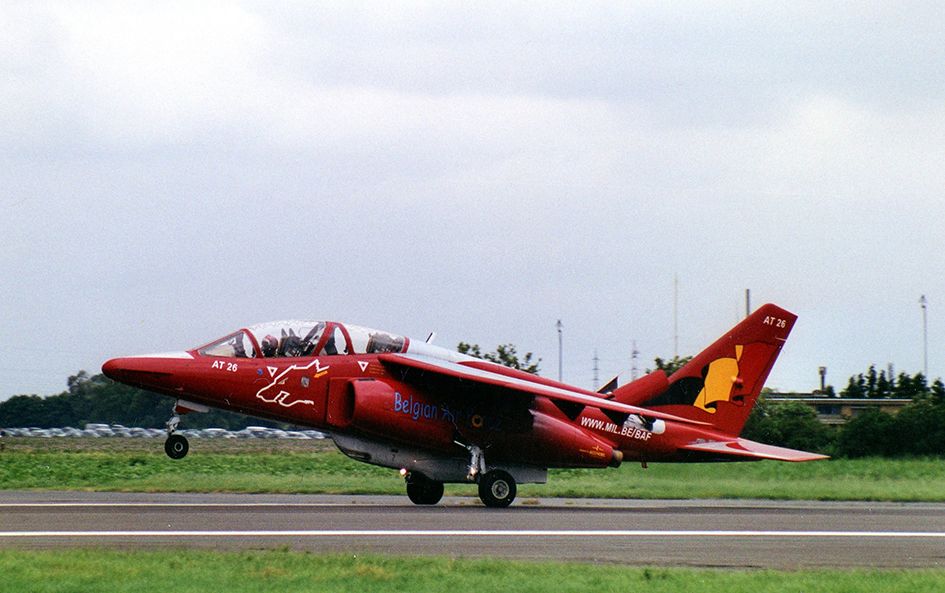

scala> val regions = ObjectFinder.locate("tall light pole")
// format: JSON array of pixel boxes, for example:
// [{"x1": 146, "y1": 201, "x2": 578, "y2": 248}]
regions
[
  {"x1": 920, "y1": 295, "x2": 928, "y2": 378},
  {"x1": 673, "y1": 275, "x2": 679, "y2": 358},
  {"x1": 556, "y1": 320, "x2": 563, "y2": 382}
]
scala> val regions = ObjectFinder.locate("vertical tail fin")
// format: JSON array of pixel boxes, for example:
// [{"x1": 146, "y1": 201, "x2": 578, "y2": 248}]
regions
[{"x1": 638, "y1": 303, "x2": 797, "y2": 436}]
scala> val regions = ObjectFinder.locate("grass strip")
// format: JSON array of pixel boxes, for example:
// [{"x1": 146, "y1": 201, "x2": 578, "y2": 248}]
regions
[
  {"x1": 2, "y1": 549, "x2": 944, "y2": 593},
  {"x1": 3, "y1": 438, "x2": 945, "y2": 501}
]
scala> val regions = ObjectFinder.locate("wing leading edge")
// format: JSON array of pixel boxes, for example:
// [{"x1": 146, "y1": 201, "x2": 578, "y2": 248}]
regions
[{"x1": 378, "y1": 353, "x2": 710, "y2": 427}]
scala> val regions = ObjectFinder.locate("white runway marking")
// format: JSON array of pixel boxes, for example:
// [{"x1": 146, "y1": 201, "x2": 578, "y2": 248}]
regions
[
  {"x1": 0, "y1": 503, "x2": 351, "y2": 508},
  {"x1": 2, "y1": 530, "x2": 945, "y2": 538}
]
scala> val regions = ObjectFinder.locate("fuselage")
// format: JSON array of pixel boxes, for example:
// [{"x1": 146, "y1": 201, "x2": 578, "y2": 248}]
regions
[{"x1": 101, "y1": 319, "x2": 727, "y2": 470}]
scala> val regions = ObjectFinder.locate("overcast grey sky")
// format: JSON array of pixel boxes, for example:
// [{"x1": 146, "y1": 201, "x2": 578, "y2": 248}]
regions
[{"x1": 3, "y1": 2, "x2": 945, "y2": 400}]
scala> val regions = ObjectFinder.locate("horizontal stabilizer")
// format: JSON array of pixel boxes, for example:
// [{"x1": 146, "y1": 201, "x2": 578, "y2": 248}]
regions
[{"x1": 681, "y1": 437, "x2": 829, "y2": 462}]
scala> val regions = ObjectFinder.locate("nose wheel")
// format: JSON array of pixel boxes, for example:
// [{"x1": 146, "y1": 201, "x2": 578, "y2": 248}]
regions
[
  {"x1": 163, "y1": 413, "x2": 188, "y2": 460},
  {"x1": 164, "y1": 433, "x2": 189, "y2": 459}
]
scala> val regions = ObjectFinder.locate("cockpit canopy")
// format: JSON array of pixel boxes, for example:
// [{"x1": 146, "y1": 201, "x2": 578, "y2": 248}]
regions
[{"x1": 195, "y1": 321, "x2": 407, "y2": 359}]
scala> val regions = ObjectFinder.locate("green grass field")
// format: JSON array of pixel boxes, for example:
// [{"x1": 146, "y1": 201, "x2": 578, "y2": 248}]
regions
[
  {"x1": 3, "y1": 437, "x2": 945, "y2": 501},
  {"x1": 1, "y1": 549, "x2": 943, "y2": 593},
  {"x1": 3, "y1": 439, "x2": 942, "y2": 590}
]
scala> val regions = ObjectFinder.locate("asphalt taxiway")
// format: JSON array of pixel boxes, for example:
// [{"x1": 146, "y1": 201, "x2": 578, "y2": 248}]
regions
[{"x1": 1, "y1": 491, "x2": 944, "y2": 568}]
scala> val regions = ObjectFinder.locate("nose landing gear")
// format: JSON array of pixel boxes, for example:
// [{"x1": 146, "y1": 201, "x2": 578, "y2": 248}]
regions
[
  {"x1": 164, "y1": 433, "x2": 189, "y2": 459},
  {"x1": 163, "y1": 413, "x2": 188, "y2": 460}
]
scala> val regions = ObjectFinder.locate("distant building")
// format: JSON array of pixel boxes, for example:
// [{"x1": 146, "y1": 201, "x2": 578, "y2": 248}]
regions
[{"x1": 767, "y1": 394, "x2": 912, "y2": 425}]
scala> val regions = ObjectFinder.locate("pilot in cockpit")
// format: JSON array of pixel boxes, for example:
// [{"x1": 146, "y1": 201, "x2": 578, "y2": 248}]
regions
[{"x1": 261, "y1": 335, "x2": 279, "y2": 357}]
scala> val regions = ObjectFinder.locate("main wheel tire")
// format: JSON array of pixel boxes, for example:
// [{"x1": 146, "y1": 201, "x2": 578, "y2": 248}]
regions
[
  {"x1": 478, "y1": 470, "x2": 516, "y2": 508},
  {"x1": 406, "y1": 473, "x2": 444, "y2": 505},
  {"x1": 164, "y1": 434, "x2": 189, "y2": 460}
]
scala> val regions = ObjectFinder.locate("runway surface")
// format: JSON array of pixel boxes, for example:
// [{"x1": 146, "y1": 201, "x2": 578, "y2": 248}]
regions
[{"x1": 2, "y1": 491, "x2": 944, "y2": 568}]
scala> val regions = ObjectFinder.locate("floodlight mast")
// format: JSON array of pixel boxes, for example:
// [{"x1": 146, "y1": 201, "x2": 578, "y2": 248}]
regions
[
  {"x1": 556, "y1": 319, "x2": 563, "y2": 382},
  {"x1": 920, "y1": 295, "x2": 928, "y2": 377}
]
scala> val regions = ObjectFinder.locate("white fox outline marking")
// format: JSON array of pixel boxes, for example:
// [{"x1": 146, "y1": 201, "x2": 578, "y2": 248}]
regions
[{"x1": 256, "y1": 359, "x2": 330, "y2": 408}]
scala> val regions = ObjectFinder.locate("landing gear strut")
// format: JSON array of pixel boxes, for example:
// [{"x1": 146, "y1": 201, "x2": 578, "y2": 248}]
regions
[
  {"x1": 405, "y1": 472, "x2": 444, "y2": 505},
  {"x1": 466, "y1": 445, "x2": 485, "y2": 481},
  {"x1": 459, "y1": 443, "x2": 517, "y2": 508},
  {"x1": 164, "y1": 414, "x2": 188, "y2": 460}
]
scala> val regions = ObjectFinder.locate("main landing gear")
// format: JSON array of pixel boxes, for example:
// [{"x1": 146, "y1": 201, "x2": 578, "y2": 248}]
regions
[
  {"x1": 405, "y1": 472, "x2": 444, "y2": 505},
  {"x1": 403, "y1": 446, "x2": 518, "y2": 508},
  {"x1": 164, "y1": 414, "x2": 188, "y2": 460},
  {"x1": 463, "y1": 444, "x2": 516, "y2": 508},
  {"x1": 477, "y1": 470, "x2": 516, "y2": 508}
]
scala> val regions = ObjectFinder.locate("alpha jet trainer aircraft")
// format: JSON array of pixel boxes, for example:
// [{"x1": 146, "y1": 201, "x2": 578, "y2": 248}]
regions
[{"x1": 103, "y1": 303, "x2": 826, "y2": 507}]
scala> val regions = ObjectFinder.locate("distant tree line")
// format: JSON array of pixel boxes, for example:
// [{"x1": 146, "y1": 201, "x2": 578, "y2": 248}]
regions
[
  {"x1": 457, "y1": 342, "x2": 541, "y2": 374},
  {"x1": 744, "y1": 364, "x2": 945, "y2": 457},
  {"x1": 743, "y1": 387, "x2": 945, "y2": 458},
  {"x1": 838, "y1": 364, "x2": 945, "y2": 399}
]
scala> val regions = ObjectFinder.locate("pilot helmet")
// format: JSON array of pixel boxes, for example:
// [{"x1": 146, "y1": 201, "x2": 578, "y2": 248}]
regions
[{"x1": 262, "y1": 335, "x2": 279, "y2": 355}]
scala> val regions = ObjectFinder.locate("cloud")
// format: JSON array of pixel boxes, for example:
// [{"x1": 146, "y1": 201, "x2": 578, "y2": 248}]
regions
[
  {"x1": 3, "y1": 2, "x2": 945, "y2": 398},
  {"x1": 1, "y1": 2, "x2": 266, "y2": 151}
]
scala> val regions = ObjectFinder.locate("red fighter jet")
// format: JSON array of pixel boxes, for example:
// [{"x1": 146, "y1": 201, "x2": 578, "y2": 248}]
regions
[{"x1": 102, "y1": 303, "x2": 827, "y2": 507}]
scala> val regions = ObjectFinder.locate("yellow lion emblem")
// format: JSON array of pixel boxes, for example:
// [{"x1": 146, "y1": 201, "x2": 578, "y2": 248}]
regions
[{"x1": 693, "y1": 345, "x2": 743, "y2": 414}]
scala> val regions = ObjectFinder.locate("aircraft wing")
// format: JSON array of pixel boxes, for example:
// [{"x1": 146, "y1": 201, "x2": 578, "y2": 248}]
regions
[
  {"x1": 681, "y1": 438, "x2": 829, "y2": 462},
  {"x1": 378, "y1": 353, "x2": 710, "y2": 427}
]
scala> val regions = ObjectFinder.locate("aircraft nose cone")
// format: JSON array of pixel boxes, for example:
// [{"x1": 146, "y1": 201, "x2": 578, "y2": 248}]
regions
[
  {"x1": 101, "y1": 357, "x2": 125, "y2": 381},
  {"x1": 101, "y1": 353, "x2": 187, "y2": 390},
  {"x1": 102, "y1": 357, "x2": 150, "y2": 384},
  {"x1": 102, "y1": 358, "x2": 127, "y2": 381}
]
